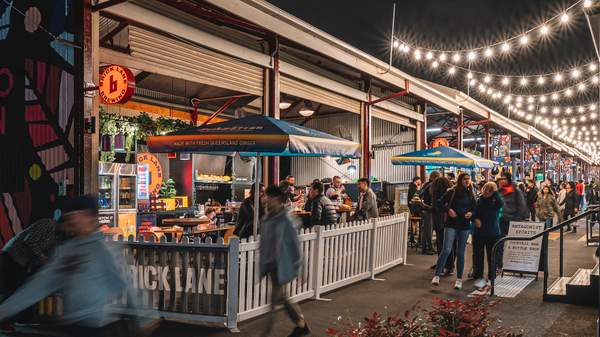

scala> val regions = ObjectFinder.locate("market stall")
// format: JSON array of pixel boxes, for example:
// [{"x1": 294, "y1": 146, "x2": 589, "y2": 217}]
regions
[{"x1": 147, "y1": 115, "x2": 361, "y2": 236}]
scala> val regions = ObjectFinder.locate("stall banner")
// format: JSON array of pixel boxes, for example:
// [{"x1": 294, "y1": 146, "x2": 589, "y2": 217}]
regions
[
  {"x1": 491, "y1": 135, "x2": 511, "y2": 162},
  {"x1": 120, "y1": 243, "x2": 229, "y2": 316},
  {"x1": 502, "y1": 221, "x2": 544, "y2": 273}
]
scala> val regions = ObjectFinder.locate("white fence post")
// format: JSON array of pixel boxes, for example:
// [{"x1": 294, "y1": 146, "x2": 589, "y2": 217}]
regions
[
  {"x1": 368, "y1": 218, "x2": 384, "y2": 280},
  {"x1": 402, "y1": 213, "x2": 409, "y2": 265},
  {"x1": 311, "y1": 225, "x2": 330, "y2": 301}
]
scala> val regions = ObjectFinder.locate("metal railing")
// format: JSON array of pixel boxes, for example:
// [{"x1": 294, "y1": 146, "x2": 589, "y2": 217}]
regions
[{"x1": 490, "y1": 206, "x2": 600, "y2": 297}]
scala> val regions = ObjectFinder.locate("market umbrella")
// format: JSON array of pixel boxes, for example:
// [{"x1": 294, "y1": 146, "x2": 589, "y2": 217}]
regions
[
  {"x1": 391, "y1": 146, "x2": 497, "y2": 169},
  {"x1": 147, "y1": 115, "x2": 361, "y2": 236}
]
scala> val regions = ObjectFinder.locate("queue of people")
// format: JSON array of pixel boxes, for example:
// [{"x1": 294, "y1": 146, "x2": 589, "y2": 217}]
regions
[{"x1": 409, "y1": 170, "x2": 596, "y2": 291}]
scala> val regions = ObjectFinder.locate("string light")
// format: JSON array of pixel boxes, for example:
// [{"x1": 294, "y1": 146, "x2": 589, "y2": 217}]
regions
[{"x1": 393, "y1": 0, "x2": 585, "y2": 64}]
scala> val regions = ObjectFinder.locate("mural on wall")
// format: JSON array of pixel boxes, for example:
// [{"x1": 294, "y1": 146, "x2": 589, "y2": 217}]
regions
[{"x1": 0, "y1": 1, "x2": 79, "y2": 248}]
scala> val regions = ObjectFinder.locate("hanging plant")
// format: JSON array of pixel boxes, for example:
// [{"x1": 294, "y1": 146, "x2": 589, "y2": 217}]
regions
[{"x1": 158, "y1": 178, "x2": 177, "y2": 198}]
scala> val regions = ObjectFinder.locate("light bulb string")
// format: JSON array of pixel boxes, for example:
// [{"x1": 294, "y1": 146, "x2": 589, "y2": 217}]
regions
[
  {"x1": 432, "y1": 58, "x2": 598, "y2": 79},
  {"x1": 394, "y1": 0, "x2": 585, "y2": 54},
  {"x1": 468, "y1": 72, "x2": 598, "y2": 99}
]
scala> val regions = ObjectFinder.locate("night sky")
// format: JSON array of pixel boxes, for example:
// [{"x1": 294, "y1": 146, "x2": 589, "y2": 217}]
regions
[{"x1": 267, "y1": 0, "x2": 597, "y2": 106}]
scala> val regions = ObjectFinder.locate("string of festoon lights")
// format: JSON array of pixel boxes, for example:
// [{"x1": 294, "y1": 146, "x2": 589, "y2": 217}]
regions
[
  {"x1": 392, "y1": 0, "x2": 600, "y2": 161},
  {"x1": 394, "y1": 0, "x2": 594, "y2": 64}
]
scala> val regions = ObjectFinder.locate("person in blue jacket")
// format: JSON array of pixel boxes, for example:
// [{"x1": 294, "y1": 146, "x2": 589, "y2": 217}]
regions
[{"x1": 472, "y1": 182, "x2": 504, "y2": 289}]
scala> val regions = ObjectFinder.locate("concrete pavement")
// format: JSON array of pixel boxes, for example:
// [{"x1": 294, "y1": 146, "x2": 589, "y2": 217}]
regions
[{"x1": 149, "y1": 229, "x2": 599, "y2": 337}]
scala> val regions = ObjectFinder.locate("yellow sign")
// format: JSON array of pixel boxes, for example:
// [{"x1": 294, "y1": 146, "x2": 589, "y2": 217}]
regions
[
  {"x1": 137, "y1": 153, "x2": 163, "y2": 196},
  {"x1": 99, "y1": 65, "x2": 135, "y2": 104}
]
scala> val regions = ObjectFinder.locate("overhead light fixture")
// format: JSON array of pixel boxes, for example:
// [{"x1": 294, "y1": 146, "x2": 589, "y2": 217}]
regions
[
  {"x1": 347, "y1": 164, "x2": 357, "y2": 174},
  {"x1": 299, "y1": 101, "x2": 315, "y2": 117},
  {"x1": 279, "y1": 101, "x2": 292, "y2": 109}
]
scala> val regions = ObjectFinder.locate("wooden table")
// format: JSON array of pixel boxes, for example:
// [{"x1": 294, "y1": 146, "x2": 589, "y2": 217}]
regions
[
  {"x1": 161, "y1": 217, "x2": 212, "y2": 233},
  {"x1": 292, "y1": 210, "x2": 312, "y2": 217},
  {"x1": 188, "y1": 225, "x2": 237, "y2": 243},
  {"x1": 335, "y1": 206, "x2": 354, "y2": 223},
  {"x1": 152, "y1": 227, "x2": 184, "y2": 242}
]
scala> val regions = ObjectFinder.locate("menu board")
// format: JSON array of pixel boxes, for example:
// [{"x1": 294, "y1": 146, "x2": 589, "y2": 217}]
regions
[
  {"x1": 502, "y1": 221, "x2": 544, "y2": 273},
  {"x1": 137, "y1": 163, "x2": 150, "y2": 200},
  {"x1": 98, "y1": 213, "x2": 115, "y2": 227}
]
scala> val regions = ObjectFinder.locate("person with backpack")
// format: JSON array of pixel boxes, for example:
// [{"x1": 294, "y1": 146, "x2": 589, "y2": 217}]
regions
[
  {"x1": 416, "y1": 172, "x2": 440, "y2": 255},
  {"x1": 431, "y1": 173, "x2": 476, "y2": 290}
]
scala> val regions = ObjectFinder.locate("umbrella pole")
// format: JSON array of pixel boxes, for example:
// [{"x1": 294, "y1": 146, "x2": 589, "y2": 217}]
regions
[{"x1": 252, "y1": 155, "x2": 261, "y2": 238}]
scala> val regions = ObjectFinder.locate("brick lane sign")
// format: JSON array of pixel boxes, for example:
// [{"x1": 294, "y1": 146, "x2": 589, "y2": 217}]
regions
[{"x1": 99, "y1": 65, "x2": 135, "y2": 104}]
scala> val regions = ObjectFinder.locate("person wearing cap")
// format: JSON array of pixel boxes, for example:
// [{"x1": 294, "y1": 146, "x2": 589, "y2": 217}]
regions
[{"x1": 0, "y1": 195, "x2": 138, "y2": 336}]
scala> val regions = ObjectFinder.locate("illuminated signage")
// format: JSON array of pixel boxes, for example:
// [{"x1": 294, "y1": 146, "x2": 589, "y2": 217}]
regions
[{"x1": 99, "y1": 65, "x2": 135, "y2": 104}]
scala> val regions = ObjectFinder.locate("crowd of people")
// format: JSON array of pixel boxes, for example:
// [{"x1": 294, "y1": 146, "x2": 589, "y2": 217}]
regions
[
  {"x1": 409, "y1": 172, "x2": 600, "y2": 290},
  {"x1": 235, "y1": 175, "x2": 380, "y2": 238}
]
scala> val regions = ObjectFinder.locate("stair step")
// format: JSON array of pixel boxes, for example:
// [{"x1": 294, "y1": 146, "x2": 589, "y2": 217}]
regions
[
  {"x1": 548, "y1": 277, "x2": 570, "y2": 296},
  {"x1": 568, "y1": 268, "x2": 593, "y2": 287}
]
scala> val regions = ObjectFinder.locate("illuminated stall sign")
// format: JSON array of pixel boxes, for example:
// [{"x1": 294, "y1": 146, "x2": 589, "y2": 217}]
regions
[{"x1": 99, "y1": 65, "x2": 135, "y2": 104}]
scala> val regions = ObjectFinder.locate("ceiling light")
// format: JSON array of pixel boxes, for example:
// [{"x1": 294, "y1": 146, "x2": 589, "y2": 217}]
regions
[
  {"x1": 565, "y1": 88, "x2": 573, "y2": 96},
  {"x1": 501, "y1": 42, "x2": 510, "y2": 52},
  {"x1": 279, "y1": 101, "x2": 292, "y2": 109},
  {"x1": 426, "y1": 51, "x2": 434, "y2": 60},
  {"x1": 448, "y1": 66, "x2": 456, "y2": 75},
  {"x1": 484, "y1": 75, "x2": 491, "y2": 83},
  {"x1": 439, "y1": 53, "x2": 447, "y2": 61},
  {"x1": 552, "y1": 93, "x2": 559, "y2": 100},
  {"x1": 584, "y1": 0, "x2": 593, "y2": 8},
  {"x1": 501, "y1": 77, "x2": 510, "y2": 86},
  {"x1": 572, "y1": 69, "x2": 581, "y2": 78},
  {"x1": 452, "y1": 53, "x2": 461, "y2": 62},
  {"x1": 299, "y1": 101, "x2": 315, "y2": 117},
  {"x1": 590, "y1": 63, "x2": 598, "y2": 72},
  {"x1": 484, "y1": 48, "x2": 493, "y2": 57},
  {"x1": 578, "y1": 83, "x2": 587, "y2": 91},
  {"x1": 393, "y1": 40, "x2": 400, "y2": 48},
  {"x1": 431, "y1": 60, "x2": 439, "y2": 68},
  {"x1": 539, "y1": 96, "x2": 547, "y2": 102},
  {"x1": 414, "y1": 49, "x2": 422, "y2": 60},
  {"x1": 540, "y1": 25, "x2": 550, "y2": 35},
  {"x1": 560, "y1": 13, "x2": 569, "y2": 23}
]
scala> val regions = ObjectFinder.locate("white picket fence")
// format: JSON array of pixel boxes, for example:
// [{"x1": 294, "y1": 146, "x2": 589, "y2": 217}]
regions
[{"x1": 236, "y1": 213, "x2": 409, "y2": 321}]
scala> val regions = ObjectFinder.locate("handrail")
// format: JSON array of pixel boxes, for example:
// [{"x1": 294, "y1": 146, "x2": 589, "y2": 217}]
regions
[{"x1": 490, "y1": 206, "x2": 600, "y2": 296}]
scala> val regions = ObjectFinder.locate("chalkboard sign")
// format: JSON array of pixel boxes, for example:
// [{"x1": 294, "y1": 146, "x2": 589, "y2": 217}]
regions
[{"x1": 98, "y1": 213, "x2": 115, "y2": 227}]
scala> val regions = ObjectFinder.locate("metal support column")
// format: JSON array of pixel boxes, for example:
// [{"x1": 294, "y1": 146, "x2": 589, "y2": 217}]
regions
[
  {"x1": 542, "y1": 146, "x2": 548, "y2": 181},
  {"x1": 457, "y1": 109, "x2": 464, "y2": 151},
  {"x1": 82, "y1": 0, "x2": 100, "y2": 195},
  {"x1": 417, "y1": 103, "x2": 426, "y2": 178},
  {"x1": 266, "y1": 35, "x2": 280, "y2": 185},
  {"x1": 520, "y1": 142, "x2": 526, "y2": 181},
  {"x1": 484, "y1": 126, "x2": 490, "y2": 179},
  {"x1": 360, "y1": 78, "x2": 372, "y2": 179}
]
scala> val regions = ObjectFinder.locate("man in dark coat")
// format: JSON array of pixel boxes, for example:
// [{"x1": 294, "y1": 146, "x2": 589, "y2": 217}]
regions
[
  {"x1": 526, "y1": 180, "x2": 539, "y2": 221},
  {"x1": 307, "y1": 182, "x2": 337, "y2": 227},
  {"x1": 235, "y1": 183, "x2": 265, "y2": 239}
]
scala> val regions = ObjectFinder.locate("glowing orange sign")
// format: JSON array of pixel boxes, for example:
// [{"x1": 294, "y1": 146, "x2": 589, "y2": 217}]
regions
[
  {"x1": 99, "y1": 65, "x2": 135, "y2": 104},
  {"x1": 431, "y1": 137, "x2": 449, "y2": 148},
  {"x1": 137, "y1": 153, "x2": 163, "y2": 196}
]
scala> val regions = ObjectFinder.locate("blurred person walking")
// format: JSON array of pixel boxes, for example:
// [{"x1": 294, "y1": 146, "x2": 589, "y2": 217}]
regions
[
  {"x1": 259, "y1": 185, "x2": 310, "y2": 337},
  {"x1": 0, "y1": 195, "x2": 137, "y2": 337}
]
